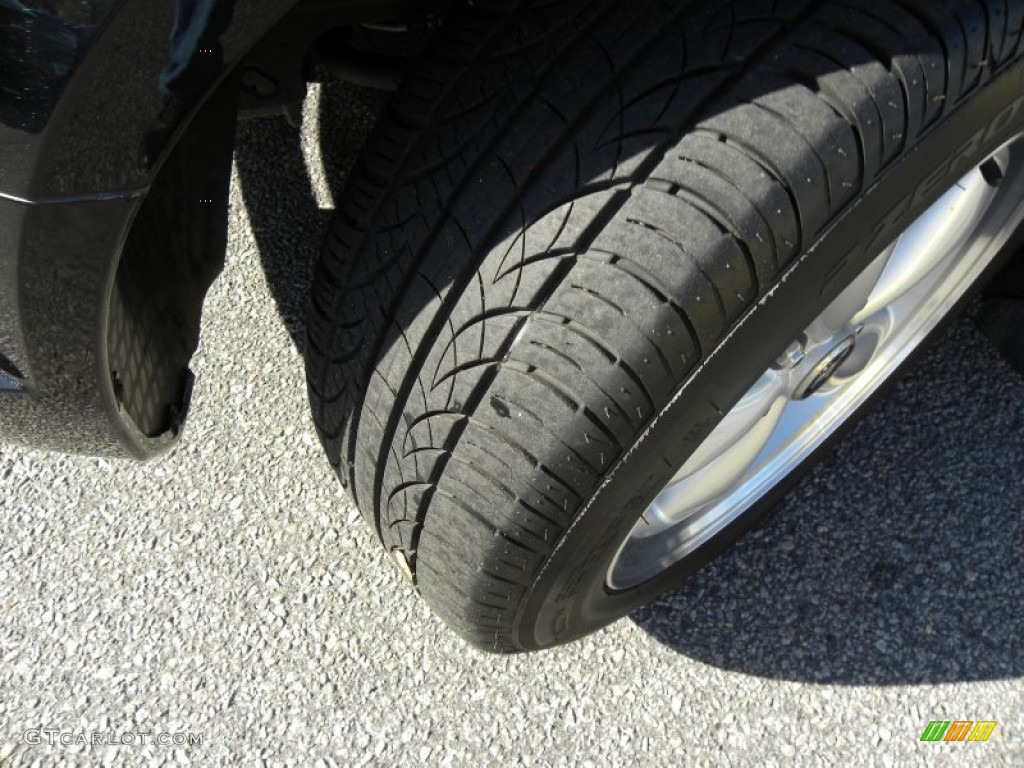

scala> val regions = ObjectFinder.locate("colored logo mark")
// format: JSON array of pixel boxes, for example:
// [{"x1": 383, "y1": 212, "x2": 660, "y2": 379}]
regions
[{"x1": 920, "y1": 721, "x2": 997, "y2": 742}]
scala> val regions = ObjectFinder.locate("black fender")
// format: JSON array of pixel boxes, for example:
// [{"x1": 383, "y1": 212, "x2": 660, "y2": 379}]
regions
[{"x1": 0, "y1": 0, "x2": 428, "y2": 457}]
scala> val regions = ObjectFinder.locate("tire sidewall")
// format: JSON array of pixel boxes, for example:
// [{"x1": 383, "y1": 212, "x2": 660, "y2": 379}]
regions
[{"x1": 514, "y1": 59, "x2": 1024, "y2": 651}]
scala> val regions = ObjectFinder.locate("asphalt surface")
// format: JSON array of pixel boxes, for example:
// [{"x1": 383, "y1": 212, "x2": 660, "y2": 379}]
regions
[{"x1": 1, "y1": 75, "x2": 1023, "y2": 766}]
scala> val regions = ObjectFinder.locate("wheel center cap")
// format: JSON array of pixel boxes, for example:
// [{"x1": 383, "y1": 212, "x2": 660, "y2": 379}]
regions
[{"x1": 796, "y1": 334, "x2": 858, "y2": 399}]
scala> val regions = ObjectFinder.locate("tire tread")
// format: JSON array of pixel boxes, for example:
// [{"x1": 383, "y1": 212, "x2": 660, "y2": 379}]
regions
[{"x1": 304, "y1": 0, "x2": 1016, "y2": 649}]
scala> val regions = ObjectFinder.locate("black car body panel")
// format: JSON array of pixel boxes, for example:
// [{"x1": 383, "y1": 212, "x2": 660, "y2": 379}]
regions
[
  {"x1": 0, "y1": 0, "x2": 299, "y2": 457},
  {"x1": 1, "y1": 0, "x2": 294, "y2": 199}
]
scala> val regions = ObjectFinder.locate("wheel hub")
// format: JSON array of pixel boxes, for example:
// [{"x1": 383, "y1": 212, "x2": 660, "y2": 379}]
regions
[{"x1": 794, "y1": 333, "x2": 858, "y2": 400}]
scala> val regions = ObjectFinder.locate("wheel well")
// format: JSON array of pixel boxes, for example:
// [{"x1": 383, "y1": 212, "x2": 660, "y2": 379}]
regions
[
  {"x1": 105, "y1": 80, "x2": 238, "y2": 438},
  {"x1": 105, "y1": 0, "x2": 454, "y2": 439}
]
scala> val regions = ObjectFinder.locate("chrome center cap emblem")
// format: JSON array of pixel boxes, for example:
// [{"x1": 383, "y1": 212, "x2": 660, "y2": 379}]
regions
[{"x1": 796, "y1": 335, "x2": 858, "y2": 399}]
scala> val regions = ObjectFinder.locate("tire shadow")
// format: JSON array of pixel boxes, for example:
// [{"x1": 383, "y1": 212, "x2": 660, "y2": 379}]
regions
[
  {"x1": 630, "y1": 317, "x2": 1024, "y2": 685},
  {"x1": 233, "y1": 73, "x2": 388, "y2": 348}
]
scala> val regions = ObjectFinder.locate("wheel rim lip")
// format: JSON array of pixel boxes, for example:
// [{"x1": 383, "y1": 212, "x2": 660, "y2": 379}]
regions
[{"x1": 607, "y1": 134, "x2": 1024, "y2": 592}]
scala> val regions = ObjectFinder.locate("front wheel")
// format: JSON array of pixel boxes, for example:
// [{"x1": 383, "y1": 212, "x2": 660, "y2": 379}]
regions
[{"x1": 305, "y1": 0, "x2": 1024, "y2": 651}]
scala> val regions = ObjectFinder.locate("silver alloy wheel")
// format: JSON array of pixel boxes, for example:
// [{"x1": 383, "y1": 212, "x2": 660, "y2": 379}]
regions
[{"x1": 607, "y1": 135, "x2": 1024, "y2": 591}]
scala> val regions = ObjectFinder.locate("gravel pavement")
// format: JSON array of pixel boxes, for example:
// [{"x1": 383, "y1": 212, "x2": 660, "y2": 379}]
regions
[{"x1": 1, "y1": 76, "x2": 1022, "y2": 767}]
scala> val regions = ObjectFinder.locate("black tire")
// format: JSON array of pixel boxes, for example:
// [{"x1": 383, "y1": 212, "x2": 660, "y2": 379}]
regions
[{"x1": 305, "y1": 0, "x2": 1024, "y2": 651}]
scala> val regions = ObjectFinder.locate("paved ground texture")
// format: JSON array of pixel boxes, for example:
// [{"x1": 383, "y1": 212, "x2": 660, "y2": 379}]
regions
[{"x1": 1, "y1": 76, "x2": 1022, "y2": 767}]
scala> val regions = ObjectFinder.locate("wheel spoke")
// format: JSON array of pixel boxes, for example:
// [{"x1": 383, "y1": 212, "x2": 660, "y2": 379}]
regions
[
  {"x1": 668, "y1": 368, "x2": 788, "y2": 485},
  {"x1": 853, "y1": 169, "x2": 997, "y2": 323},
  {"x1": 804, "y1": 241, "x2": 894, "y2": 343},
  {"x1": 647, "y1": 395, "x2": 786, "y2": 526}
]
